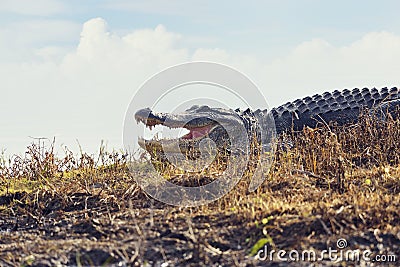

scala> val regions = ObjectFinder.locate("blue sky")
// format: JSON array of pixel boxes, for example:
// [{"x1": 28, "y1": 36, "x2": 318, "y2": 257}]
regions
[
  {"x1": 1, "y1": 0, "x2": 400, "y2": 156},
  {"x1": 3, "y1": 1, "x2": 400, "y2": 57}
]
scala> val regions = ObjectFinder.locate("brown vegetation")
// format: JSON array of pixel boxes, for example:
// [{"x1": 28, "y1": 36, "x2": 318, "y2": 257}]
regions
[{"x1": 0, "y1": 113, "x2": 399, "y2": 266}]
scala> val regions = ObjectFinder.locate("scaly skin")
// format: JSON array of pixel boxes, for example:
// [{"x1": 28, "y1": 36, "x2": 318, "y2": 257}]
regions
[
  {"x1": 135, "y1": 87, "x2": 400, "y2": 158},
  {"x1": 271, "y1": 87, "x2": 400, "y2": 133}
]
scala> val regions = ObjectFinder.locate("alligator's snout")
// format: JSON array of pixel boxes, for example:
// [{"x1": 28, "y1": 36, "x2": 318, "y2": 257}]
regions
[{"x1": 135, "y1": 108, "x2": 167, "y2": 128}]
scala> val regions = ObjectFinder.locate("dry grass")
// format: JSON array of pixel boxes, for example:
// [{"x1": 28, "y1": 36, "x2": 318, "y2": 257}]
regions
[{"x1": 0, "y1": 113, "x2": 399, "y2": 266}]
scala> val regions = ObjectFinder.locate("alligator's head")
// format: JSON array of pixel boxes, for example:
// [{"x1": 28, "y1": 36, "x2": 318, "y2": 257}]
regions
[{"x1": 135, "y1": 105, "x2": 257, "y2": 160}]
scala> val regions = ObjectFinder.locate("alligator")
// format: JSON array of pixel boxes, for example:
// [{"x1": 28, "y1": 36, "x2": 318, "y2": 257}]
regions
[{"x1": 135, "y1": 87, "x2": 400, "y2": 160}]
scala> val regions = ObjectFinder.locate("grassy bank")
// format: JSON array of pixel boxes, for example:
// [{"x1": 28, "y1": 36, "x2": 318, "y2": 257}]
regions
[{"x1": 0, "y1": 114, "x2": 399, "y2": 266}]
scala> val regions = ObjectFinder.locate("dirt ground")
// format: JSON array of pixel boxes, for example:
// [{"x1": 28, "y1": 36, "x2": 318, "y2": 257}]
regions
[{"x1": 0, "y1": 166, "x2": 399, "y2": 267}]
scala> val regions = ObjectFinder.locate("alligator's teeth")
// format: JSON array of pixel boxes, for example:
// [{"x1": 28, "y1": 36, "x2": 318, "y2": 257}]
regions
[{"x1": 138, "y1": 137, "x2": 146, "y2": 148}]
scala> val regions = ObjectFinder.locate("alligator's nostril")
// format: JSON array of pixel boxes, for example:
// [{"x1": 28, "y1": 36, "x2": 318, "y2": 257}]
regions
[
  {"x1": 134, "y1": 108, "x2": 152, "y2": 122},
  {"x1": 135, "y1": 107, "x2": 150, "y2": 115}
]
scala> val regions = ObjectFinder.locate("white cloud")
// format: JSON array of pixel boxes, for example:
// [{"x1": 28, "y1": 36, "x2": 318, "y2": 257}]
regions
[
  {"x1": 0, "y1": 0, "x2": 65, "y2": 16},
  {"x1": 61, "y1": 18, "x2": 188, "y2": 86},
  {"x1": 1, "y1": 17, "x2": 400, "y2": 156},
  {"x1": 262, "y1": 31, "x2": 400, "y2": 103}
]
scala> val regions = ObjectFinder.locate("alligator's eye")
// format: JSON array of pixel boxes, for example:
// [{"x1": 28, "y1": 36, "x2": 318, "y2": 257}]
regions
[
  {"x1": 197, "y1": 105, "x2": 211, "y2": 112},
  {"x1": 186, "y1": 105, "x2": 199, "y2": 111}
]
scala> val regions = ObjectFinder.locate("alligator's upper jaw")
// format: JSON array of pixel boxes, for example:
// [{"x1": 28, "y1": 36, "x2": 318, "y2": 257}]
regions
[{"x1": 135, "y1": 108, "x2": 217, "y2": 153}]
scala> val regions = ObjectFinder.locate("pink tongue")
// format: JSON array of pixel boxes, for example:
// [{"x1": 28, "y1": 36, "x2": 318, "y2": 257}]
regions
[
  {"x1": 192, "y1": 130, "x2": 204, "y2": 139},
  {"x1": 182, "y1": 125, "x2": 211, "y2": 139}
]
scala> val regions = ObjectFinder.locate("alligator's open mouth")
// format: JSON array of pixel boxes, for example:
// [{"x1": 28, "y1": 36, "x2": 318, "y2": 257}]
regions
[{"x1": 135, "y1": 107, "x2": 219, "y2": 154}]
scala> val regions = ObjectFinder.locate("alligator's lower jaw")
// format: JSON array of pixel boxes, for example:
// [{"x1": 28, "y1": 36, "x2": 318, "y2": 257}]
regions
[
  {"x1": 138, "y1": 138, "x2": 200, "y2": 157},
  {"x1": 138, "y1": 137, "x2": 182, "y2": 153}
]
